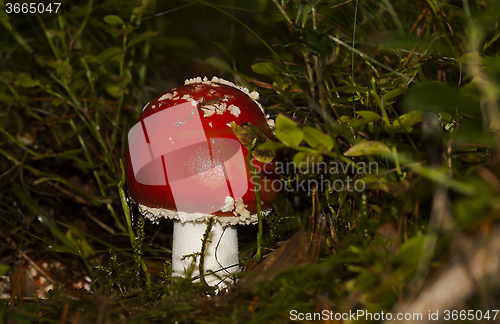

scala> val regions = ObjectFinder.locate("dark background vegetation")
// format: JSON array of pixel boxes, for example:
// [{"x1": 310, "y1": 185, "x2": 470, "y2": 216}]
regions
[{"x1": 1, "y1": 0, "x2": 500, "y2": 323}]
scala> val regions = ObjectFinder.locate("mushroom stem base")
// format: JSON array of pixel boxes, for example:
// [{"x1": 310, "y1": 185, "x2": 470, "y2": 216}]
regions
[{"x1": 172, "y1": 220, "x2": 239, "y2": 287}]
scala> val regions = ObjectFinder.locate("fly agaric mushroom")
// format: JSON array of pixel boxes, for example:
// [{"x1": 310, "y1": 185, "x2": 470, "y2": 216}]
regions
[{"x1": 125, "y1": 76, "x2": 277, "y2": 287}]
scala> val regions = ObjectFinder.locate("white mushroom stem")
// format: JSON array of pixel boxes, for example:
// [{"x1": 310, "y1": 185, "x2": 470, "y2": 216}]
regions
[{"x1": 172, "y1": 219, "x2": 239, "y2": 287}]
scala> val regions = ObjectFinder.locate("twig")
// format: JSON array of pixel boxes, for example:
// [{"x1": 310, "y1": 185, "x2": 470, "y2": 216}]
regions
[
  {"x1": 19, "y1": 250, "x2": 57, "y2": 286},
  {"x1": 199, "y1": 217, "x2": 215, "y2": 287},
  {"x1": 85, "y1": 210, "x2": 116, "y2": 235}
]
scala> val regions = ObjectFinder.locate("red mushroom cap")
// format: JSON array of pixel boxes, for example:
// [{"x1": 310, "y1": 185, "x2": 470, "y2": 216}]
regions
[{"x1": 125, "y1": 77, "x2": 278, "y2": 225}]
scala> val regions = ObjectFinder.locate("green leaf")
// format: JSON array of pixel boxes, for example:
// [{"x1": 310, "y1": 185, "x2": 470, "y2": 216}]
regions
[
  {"x1": 81, "y1": 54, "x2": 98, "y2": 64},
  {"x1": 356, "y1": 110, "x2": 381, "y2": 122},
  {"x1": 56, "y1": 61, "x2": 73, "y2": 83},
  {"x1": 458, "y1": 152, "x2": 487, "y2": 164},
  {"x1": 293, "y1": 151, "x2": 323, "y2": 168},
  {"x1": 0, "y1": 264, "x2": 9, "y2": 276},
  {"x1": 388, "y1": 110, "x2": 422, "y2": 133},
  {"x1": 252, "y1": 62, "x2": 277, "y2": 76},
  {"x1": 257, "y1": 141, "x2": 285, "y2": 151},
  {"x1": 344, "y1": 141, "x2": 391, "y2": 156},
  {"x1": 395, "y1": 235, "x2": 425, "y2": 264},
  {"x1": 330, "y1": 85, "x2": 370, "y2": 93},
  {"x1": 459, "y1": 77, "x2": 482, "y2": 101},
  {"x1": 408, "y1": 163, "x2": 476, "y2": 195},
  {"x1": 338, "y1": 111, "x2": 380, "y2": 128},
  {"x1": 131, "y1": 0, "x2": 152, "y2": 21},
  {"x1": 205, "y1": 57, "x2": 233, "y2": 74},
  {"x1": 302, "y1": 127, "x2": 334, "y2": 152},
  {"x1": 382, "y1": 88, "x2": 406, "y2": 101},
  {"x1": 275, "y1": 115, "x2": 303, "y2": 147},
  {"x1": 0, "y1": 71, "x2": 15, "y2": 84},
  {"x1": 128, "y1": 31, "x2": 158, "y2": 47},
  {"x1": 14, "y1": 73, "x2": 40, "y2": 87},
  {"x1": 459, "y1": 52, "x2": 493, "y2": 65},
  {"x1": 118, "y1": 70, "x2": 132, "y2": 88},
  {"x1": 405, "y1": 81, "x2": 480, "y2": 118},
  {"x1": 228, "y1": 121, "x2": 275, "y2": 163},
  {"x1": 105, "y1": 84, "x2": 122, "y2": 98},
  {"x1": 51, "y1": 98, "x2": 64, "y2": 106},
  {"x1": 97, "y1": 46, "x2": 124, "y2": 65},
  {"x1": 103, "y1": 15, "x2": 124, "y2": 25},
  {"x1": 454, "y1": 176, "x2": 491, "y2": 225},
  {"x1": 301, "y1": 3, "x2": 311, "y2": 27}
]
